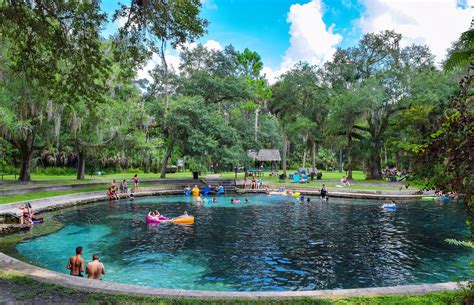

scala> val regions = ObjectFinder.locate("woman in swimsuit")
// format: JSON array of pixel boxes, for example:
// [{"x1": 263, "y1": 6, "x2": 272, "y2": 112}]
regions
[
  {"x1": 20, "y1": 204, "x2": 33, "y2": 225},
  {"x1": 133, "y1": 174, "x2": 139, "y2": 191}
]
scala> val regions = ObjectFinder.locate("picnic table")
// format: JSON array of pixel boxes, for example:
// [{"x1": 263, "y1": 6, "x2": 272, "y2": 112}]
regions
[{"x1": 247, "y1": 169, "x2": 263, "y2": 177}]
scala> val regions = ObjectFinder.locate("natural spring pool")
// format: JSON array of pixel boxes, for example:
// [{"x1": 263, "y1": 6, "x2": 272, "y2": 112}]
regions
[{"x1": 13, "y1": 195, "x2": 474, "y2": 291}]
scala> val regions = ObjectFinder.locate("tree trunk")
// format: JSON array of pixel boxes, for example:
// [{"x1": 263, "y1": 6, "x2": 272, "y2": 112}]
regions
[
  {"x1": 18, "y1": 130, "x2": 36, "y2": 183},
  {"x1": 143, "y1": 151, "x2": 150, "y2": 174},
  {"x1": 282, "y1": 133, "x2": 287, "y2": 176},
  {"x1": 74, "y1": 139, "x2": 86, "y2": 180},
  {"x1": 366, "y1": 111, "x2": 389, "y2": 180},
  {"x1": 311, "y1": 140, "x2": 316, "y2": 170},
  {"x1": 164, "y1": 88, "x2": 169, "y2": 117},
  {"x1": 302, "y1": 133, "x2": 308, "y2": 168},
  {"x1": 367, "y1": 140, "x2": 382, "y2": 179},
  {"x1": 338, "y1": 149, "x2": 343, "y2": 172},
  {"x1": 160, "y1": 44, "x2": 169, "y2": 117},
  {"x1": 254, "y1": 108, "x2": 259, "y2": 144},
  {"x1": 76, "y1": 150, "x2": 86, "y2": 180},
  {"x1": 347, "y1": 133, "x2": 353, "y2": 180},
  {"x1": 302, "y1": 148, "x2": 307, "y2": 169},
  {"x1": 160, "y1": 137, "x2": 175, "y2": 178},
  {"x1": 19, "y1": 147, "x2": 33, "y2": 183}
]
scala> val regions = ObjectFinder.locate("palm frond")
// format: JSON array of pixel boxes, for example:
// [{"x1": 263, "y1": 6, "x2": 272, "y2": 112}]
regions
[
  {"x1": 445, "y1": 238, "x2": 474, "y2": 249},
  {"x1": 443, "y1": 49, "x2": 474, "y2": 72}
]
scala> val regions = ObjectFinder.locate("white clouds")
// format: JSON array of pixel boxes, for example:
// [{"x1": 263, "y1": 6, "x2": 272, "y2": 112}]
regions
[
  {"x1": 136, "y1": 53, "x2": 181, "y2": 81},
  {"x1": 283, "y1": 0, "x2": 343, "y2": 69},
  {"x1": 136, "y1": 40, "x2": 223, "y2": 81},
  {"x1": 358, "y1": 0, "x2": 472, "y2": 62},
  {"x1": 203, "y1": 39, "x2": 223, "y2": 51},
  {"x1": 263, "y1": 0, "x2": 343, "y2": 84},
  {"x1": 261, "y1": 67, "x2": 279, "y2": 85}
]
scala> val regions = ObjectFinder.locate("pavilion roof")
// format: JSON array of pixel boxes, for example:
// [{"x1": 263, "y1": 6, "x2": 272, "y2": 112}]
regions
[{"x1": 248, "y1": 149, "x2": 281, "y2": 162}]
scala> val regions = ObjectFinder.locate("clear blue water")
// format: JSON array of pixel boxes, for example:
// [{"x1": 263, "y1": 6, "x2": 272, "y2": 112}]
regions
[{"x1": 15, "y1": 195, "x2": 474, "y2": 291}]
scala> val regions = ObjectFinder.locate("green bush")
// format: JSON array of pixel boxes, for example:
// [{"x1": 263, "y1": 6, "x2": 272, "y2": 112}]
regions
[
  {"x1": 0, "y1": 163, "x2": 18, "y2": 174},
  {"x1": 33, "y1": 167, "x2": 76, "y2": 176}
]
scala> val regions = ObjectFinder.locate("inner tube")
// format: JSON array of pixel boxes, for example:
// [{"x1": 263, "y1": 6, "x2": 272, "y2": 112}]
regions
[
  {"x1": 145, "y1": 215, "x2": 169, "y2": 224},
  {"x1": 382, "y1": 204, "x2": 397, "y2": 209},
  {"x1": 292, "y1": 192, "x2": 301, "y2": 197},
  {"x1": 172, "y1": 216, "x2": 195, "y2": 225},
  {"x1": 232, "y1": 199, "x2": 241, "y2": 204},
  {"x1": 421, "y1": 196, "x2": 438, "y2": 201}
]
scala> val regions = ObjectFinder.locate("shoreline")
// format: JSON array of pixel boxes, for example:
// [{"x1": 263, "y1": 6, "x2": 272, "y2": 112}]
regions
[{"x1": 0, "y1": 187, "x2": 462, "y2": 300}]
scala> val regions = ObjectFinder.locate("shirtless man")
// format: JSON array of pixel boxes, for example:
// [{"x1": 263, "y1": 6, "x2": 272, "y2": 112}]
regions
[
  {"x1": 86, "y1": 254, "x2": 106, "y2": 280},
  {"x1": 67, "y1": 246, "x2": 84, "y2": 277}
]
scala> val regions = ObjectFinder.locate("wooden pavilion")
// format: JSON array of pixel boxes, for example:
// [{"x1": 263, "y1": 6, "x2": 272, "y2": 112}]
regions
[{"x1": 247, "y1": 149, "x2": 281, "y2": 175}]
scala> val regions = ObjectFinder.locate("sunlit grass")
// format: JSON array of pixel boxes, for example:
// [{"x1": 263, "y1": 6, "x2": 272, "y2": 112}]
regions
[
  {"x1": 0, "y1": 184, "x2": 159, "y2": 205},
  {"x1": 0, "y1": 170, "x2": 414, "y2": 205}
]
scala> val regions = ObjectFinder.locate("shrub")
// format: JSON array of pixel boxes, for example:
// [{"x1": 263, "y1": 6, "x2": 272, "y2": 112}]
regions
[{"x1": 33, "y1": 167, "x2": 76, "y2": 175}]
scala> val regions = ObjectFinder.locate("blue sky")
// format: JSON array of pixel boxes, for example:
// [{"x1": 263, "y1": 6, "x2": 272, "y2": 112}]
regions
[
  {"x1": 198, "y1": 0, "x2": 364, "y2": 68},
  {"x1": 101, "y1": 0, "x2": 472, "y2": 82}
]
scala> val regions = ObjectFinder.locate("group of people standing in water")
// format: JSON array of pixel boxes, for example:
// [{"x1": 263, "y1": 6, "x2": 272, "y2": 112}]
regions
[{"x1": 184, "y1": 184, "x2": 225, "y2": 203}]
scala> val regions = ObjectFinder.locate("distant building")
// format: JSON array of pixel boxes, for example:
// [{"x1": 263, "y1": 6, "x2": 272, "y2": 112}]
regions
[{"x1": 247, "y1": 149, "x2": 281, "y2": 173}]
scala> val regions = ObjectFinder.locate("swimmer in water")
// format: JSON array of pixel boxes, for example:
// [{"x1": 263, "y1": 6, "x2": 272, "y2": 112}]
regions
[
  {"x1": 382, "y1": 200, "x2": 397, "y2": 208},
  {"x1": 67, "y1": 246, "x2": 84, "y2": 277},
  {"x1": 86, "y1": 254, "x2": 105, "y2": 280},
  {"x1": 175, "y1": 211, "x2": 190, "y2": 219}
]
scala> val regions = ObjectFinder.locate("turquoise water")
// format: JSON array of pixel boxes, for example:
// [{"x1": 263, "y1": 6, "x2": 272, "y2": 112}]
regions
[{"x1": 15, "y1": 195, "x2": 474, "y2": 291}]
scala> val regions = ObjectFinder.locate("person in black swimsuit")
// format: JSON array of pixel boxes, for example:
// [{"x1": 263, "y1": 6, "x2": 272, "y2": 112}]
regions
[{"x1": 320, "y1": 184, "x2": 328, "y2": 202}]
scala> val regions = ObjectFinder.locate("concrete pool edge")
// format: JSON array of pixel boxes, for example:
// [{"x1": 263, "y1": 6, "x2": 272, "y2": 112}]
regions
[
  {"x1": 0, "y1": 253, "x2": 467, "y2": 299},
  {"x1": 0, "y1": 187, "x2": 424, "y2": 218},
  {"x1": 0, "y1": 191, "x2": 467, "y2": 299}
]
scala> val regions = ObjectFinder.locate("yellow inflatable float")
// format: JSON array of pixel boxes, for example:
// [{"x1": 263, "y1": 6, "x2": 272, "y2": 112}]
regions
[
  {"x1": 172, "y1": 216, "x2": 195, "y2": 225},
  {"x1": 268, "y1": 191, "x2": 286, "y2": 196},
  {"x1": 268, "y1": 191, "x2": 301, "y2": 197}
]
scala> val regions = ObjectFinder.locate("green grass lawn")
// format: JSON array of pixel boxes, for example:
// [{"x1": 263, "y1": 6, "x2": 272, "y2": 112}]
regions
[
  {"x1": 1, "y1": 170, "x2": 365, "y2": 183},
  {"x1": 0, "y1": 183, "x2": 159, "y2": 205},
  {"x1": 0, "y1": 170, "x2": 414, "y2": 205},
  {"x1": 0, "y1": 171, "x2": 194, "y2": 184},
  {"x1": 0, "y1": 271, "x2": 470, "y2": 305}
]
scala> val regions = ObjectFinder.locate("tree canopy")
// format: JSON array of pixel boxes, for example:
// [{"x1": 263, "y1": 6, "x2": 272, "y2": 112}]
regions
[{"x1": 0, "y1": 2, "x2": 471, "y2": 213}]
